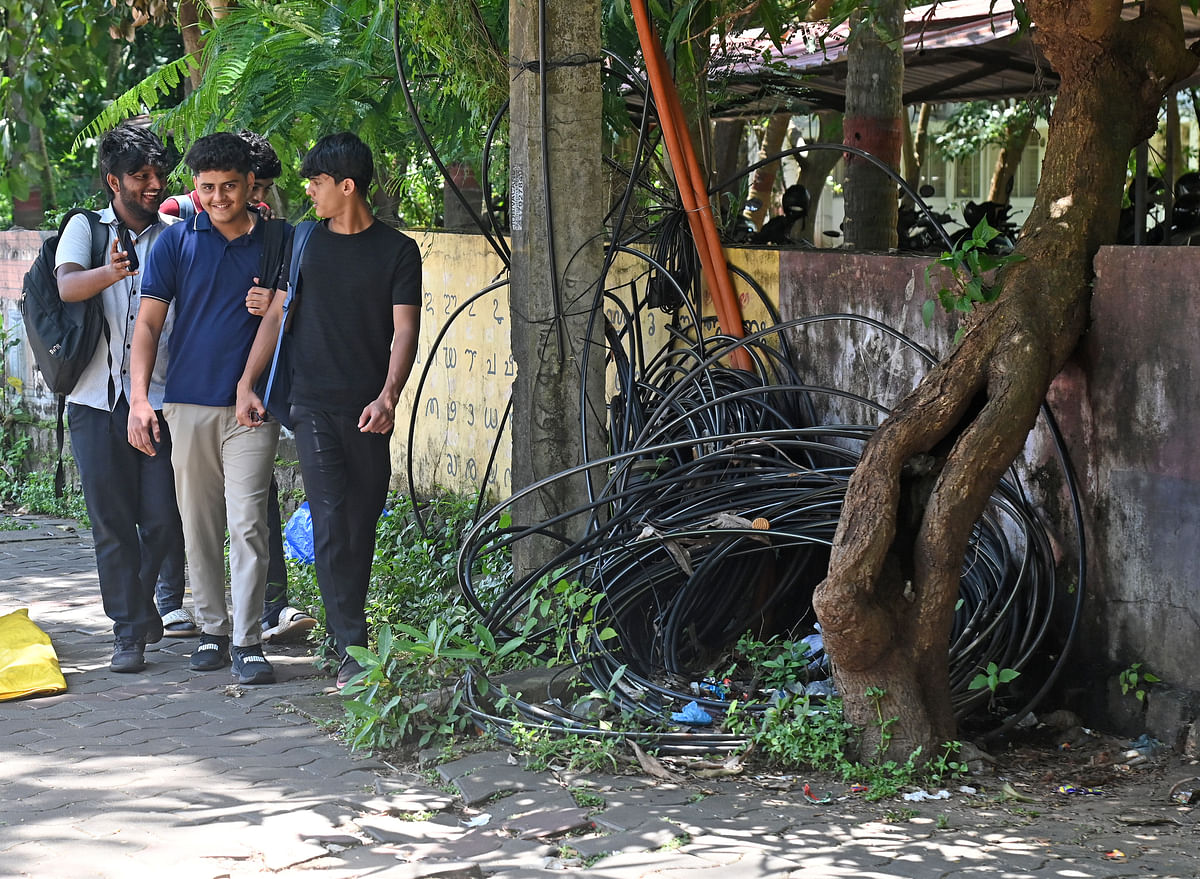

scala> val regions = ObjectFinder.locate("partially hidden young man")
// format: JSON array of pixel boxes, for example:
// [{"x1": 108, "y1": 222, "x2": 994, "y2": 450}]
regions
[
  {"x1": 129, "y1": 132, "x2": 288, "y2": 685},
  {"x1": 236, "y1": 132, "x2": 421, "y2": 689},
  {"x1": 54, "y1": 123, "x2": 187, "y2": 673}
]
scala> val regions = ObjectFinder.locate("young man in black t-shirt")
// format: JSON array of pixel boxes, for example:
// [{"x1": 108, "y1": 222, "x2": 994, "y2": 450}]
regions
[{"x1": 236, "y1": 132, "x2": 422, "y2": 689}]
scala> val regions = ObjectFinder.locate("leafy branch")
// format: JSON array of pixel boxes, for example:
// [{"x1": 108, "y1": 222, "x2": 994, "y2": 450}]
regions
[{"x1": 922, "y1": 218, "x2": 1026, "y2": 342}]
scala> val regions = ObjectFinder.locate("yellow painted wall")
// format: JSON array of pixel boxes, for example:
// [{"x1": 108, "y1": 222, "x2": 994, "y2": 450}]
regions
[
  {"x1": 395, "y1": 231, "x2": 781, "y2": 499},
  {"x1": 399, "y1": 231, "x2": 512, "y2": 498}
]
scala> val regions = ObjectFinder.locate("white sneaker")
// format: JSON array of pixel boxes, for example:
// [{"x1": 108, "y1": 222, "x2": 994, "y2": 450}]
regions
[{"x1": 262, "y1": 606, "x2": 318, "y2": 643}]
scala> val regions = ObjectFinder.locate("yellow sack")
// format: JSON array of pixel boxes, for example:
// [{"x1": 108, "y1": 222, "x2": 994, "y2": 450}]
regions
[{"x1": 0, "y1": 608, "x2": 67, "y2": 701}]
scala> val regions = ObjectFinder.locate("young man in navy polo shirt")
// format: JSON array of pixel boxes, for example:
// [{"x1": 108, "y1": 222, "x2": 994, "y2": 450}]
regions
[
  {"x1": 236, "y1": 132, "x2": 421, "y2": 689},
  {"x1": 129, "y1": 132, "x2": 289, "y2": 685}
]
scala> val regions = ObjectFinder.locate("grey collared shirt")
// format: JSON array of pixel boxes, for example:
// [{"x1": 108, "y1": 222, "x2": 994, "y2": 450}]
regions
[{"x1": 53, "y1": 206, "x2": 178, "y2": 411}]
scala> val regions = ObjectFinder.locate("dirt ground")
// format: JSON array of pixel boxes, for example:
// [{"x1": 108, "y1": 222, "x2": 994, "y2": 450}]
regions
[{"x1": 712, "y1": 720, "x2": 1200, "y2": 876}]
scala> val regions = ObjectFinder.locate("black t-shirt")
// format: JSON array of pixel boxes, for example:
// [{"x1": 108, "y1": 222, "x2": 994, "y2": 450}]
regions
[{"x1": 289, "y1": 219, "x2": 421, "y2": 415}]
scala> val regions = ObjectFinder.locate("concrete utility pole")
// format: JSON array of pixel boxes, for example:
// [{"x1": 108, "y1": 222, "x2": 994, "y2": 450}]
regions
[{"x1": 508, "y1": 0, "x2": 607, "y2": 576}]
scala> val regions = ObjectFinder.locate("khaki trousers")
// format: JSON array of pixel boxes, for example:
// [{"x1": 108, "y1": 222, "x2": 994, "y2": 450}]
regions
[{"x1": 164, "y1": 403, "x2": 280, "y2": 647}]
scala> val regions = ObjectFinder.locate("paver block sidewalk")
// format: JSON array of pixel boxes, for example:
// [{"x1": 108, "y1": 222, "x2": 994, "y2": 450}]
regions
[{"x1": 7, "y1": 519, "x2": 1200, "y2": 879}]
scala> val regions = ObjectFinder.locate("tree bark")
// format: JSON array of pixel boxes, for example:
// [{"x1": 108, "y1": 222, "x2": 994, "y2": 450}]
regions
[
  {"x1": 813, "y1": 0, "x2": 1198, "y2": 762},
  {"x1": 798, "y1": 110, "x2": 843, "y2": 244},
  {"x1": 178, "y1": 0, "x2": 205, "y2": 89},
  {"x1": 902, "y1": 103, "x2": 931, "y2": 193},
  {"x1": 842, "y1": 0, "x2": 904, "y2": 251},
  {"x1": 711, "y1": 117, "x2": 747, "y2": 225},
  {"x1": 987, "y1": 106, "x2": 1035, "y2": 204},
  {"x1": 747, "y1": 113, "x2": 791, "y2": 229}
]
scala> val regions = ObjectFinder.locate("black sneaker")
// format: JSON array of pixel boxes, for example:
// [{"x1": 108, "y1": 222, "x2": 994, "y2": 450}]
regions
[
  {"x1": 336, "y1": 655, "x2": 365, "y2": 690},
  {"x1": 232, "y1": 644, "x2": 276, "y2": 685},
  {"x1": 144, "y1": 613, "x2": 164, "y2": 646},
  {"x1": 111, "y1": 638, "x2": 145, "y2": 673},
  {"x1": 190, "y1": 633, "x2": 231, "y2": 671}
]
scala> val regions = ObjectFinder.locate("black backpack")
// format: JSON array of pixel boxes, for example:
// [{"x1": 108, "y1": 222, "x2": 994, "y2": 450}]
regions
[
  {"x1": 19, "y1": 208, "x2": 109, "y2": 496},
  {"x1": 20, "y1": 209, "x2": 108, "y2": 395}
]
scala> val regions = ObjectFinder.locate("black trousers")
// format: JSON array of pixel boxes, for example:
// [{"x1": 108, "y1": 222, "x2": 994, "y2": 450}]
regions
[
  {"x1": 291, "y1": 405, "x2": 390, "y2": 656},
  {"x1": 69, "y1": 397, "x2": 184, "y2": 642}
]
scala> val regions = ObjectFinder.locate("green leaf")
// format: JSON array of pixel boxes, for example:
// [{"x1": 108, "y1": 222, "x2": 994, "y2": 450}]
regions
[
  {"x1": 922, "y1": 299, "x2": 936, "y2": 327},
  {"x1": 998, "y1": 669, "x2": 1021, "y2": 684},
  {"x1": 968, "y1": 673, "x2": 989, "y2": 691},
  {"x1": 495, "y1": 636, "x2": 527, "y2": 658}
]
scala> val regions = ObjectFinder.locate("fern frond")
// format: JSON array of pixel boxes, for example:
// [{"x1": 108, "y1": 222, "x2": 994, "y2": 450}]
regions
[{"x1": 72, "y1": 56, "x2": 199, "y2": 149}]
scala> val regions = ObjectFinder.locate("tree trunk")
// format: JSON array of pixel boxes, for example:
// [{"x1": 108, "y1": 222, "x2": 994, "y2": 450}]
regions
[
  {"x1": 1166, "y1": 92, "x2": 1182, "y2": 189},
  {"x1": 798, "y1": 110, "x2": 843, "y2": 245},
  {"x1": 178, "y1": 0, "x2": 205, "y2": 89},
  {"x1": 902, "y1": 103, "x2": 931, "y2": 194},
  {"x1": 842, "y1": 0, "x2": 904, "y2": 251},
  {"x1": 747, "y1": 113, "x2": 791, "y2": 229},
  {"x1": 711, "y1": 117, "x2": 747, "y2": 226},
  {"x1": 987, "y1": 106, "x2": 1034, "y2": 204},
  {"x1": 813, "y1": 0, "x2": 1197, "y2": 762}
]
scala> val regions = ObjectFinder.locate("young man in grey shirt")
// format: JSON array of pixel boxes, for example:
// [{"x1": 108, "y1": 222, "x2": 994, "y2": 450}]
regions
[{"x1": 54, "y1": 123, "x2": 185, "y2": 673}]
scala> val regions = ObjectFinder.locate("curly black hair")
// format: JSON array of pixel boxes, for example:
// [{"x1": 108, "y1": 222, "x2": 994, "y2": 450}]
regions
[
  {"x1": 238, "y1": 130, "x2": 282, "y2": 180},
  {"x1": 99, "y1": 124, "x2": 168, "y2": 197},
  {"x1": 184, "y1": 132, "x2": 253, "y2": 175}
]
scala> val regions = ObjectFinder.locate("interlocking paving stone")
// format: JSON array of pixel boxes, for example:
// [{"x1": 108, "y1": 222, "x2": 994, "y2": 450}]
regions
[
  {"x1": 452, "y1": 765, "x2": 554, "y2": 806},
  {"x1": 388, "y1": 832, "x2": 554, "y2": 869},
  {"x1": 356, "y1": 813, "x2": 465, "y2": 845},
  {"x1": 436, "y1": 752, "x2": 506, "y2": 782},
  {"x1": 503, "y1": 805, "x2": 593, "y2": 839},
  {"x1": 565, "y1": 820, "x2": 684, "y2": 858}
]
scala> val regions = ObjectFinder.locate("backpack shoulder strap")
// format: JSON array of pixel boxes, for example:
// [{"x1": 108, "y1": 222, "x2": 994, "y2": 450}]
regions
[
  {"x1": 49, "y1": 208, "x2": 106, "y2": 501},
  {"x1": 56, "y1": 208, "x2": 107, "y2": 270},
  {"x1": 257, "y1": 218, "x2": 289, "y2": 290},
  {"x1": 83, "y1": 211, "x2": 106, "y2": 270},
  {"x1": 262, "y1": 221, "x2": 317, "y2": 415},
  {"x1": 287, "y1": 220, "x2": 318, "y2": 295}
]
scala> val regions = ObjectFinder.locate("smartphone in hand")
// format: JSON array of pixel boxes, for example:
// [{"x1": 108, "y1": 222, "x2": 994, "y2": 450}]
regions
[{"x1": 120, "y1": 227, "x2": 139, "y2": 272}]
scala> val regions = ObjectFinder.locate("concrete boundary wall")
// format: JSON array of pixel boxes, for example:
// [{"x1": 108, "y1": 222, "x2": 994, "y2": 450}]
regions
[{"x1": 2, "y1": 229, "x2": 1196, "y2": 723}]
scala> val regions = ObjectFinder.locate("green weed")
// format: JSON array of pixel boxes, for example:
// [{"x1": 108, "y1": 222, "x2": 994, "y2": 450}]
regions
[{"x1": 1118, "y1": 662, "x2": 1160, "y2": 703}]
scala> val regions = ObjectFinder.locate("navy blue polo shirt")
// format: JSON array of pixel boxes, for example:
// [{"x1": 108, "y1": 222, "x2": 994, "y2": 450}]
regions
[{"x1": 142, "y1": 212, "x2": 284, "y2": 406}]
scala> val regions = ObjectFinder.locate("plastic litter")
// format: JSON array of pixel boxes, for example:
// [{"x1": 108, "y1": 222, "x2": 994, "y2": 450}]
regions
[
  {"x1": 1168, "y1": 777, "x2": 1200, "y2": 804},
  {"x1": 670, "y1": 701, "x2": 713, "y2": 725},
  {"x1": 848, "y1": 783, "x2": 869, "y2": 794},
  {"x1": 1056, "y1": 785, "x2": 1103, "y2": 795},
  {"x1": 802, "y1": 783, "x2": 832, "y2": 804},
  {"x1": 902, "y1": 789, "x2": 951, "y2": 802},
  {"x1": 1104, "y1": 849, "x2": 1126, "y2": 860},
  {"x1": 283, "y1": 502, "x2": 315, "y2": 564},
  {"x1": 689, "y1": 679, "x2": 729, "y2": 700},
  {"x1": 804, "y1": 679, "x2": 837, "y2": 698},
  {"x1": 1125, "y1": 733, "x2": 1164, "y2": 759},
  {"x1": 461, "y1": 813, "x2": 491, "y2": 827}
]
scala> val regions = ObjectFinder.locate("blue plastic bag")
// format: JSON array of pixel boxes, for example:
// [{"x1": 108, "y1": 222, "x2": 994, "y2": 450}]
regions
[
  {"x1": 670, "y1": 700, "x2": 713, "y2": 725},
  {"x1": 284, "y1": 502, "x2": 315, "y2": 564}
]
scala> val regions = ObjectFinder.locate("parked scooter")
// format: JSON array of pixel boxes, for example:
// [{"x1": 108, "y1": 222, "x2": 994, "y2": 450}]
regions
[{"x1": 1144, "y1": 172, "x2": 1200, "y2": 245}]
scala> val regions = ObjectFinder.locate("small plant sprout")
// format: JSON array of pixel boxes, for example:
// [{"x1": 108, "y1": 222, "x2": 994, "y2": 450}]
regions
[
  {"x1": 923, "y1": 217, "x2": 1026, "y2": 343},
  {"x1": 969, "y1": 662, "x2": 1020, "y2": 693},
  {"x1": 1118, "y1": 662, "x2": 1161, "y2": 703}
]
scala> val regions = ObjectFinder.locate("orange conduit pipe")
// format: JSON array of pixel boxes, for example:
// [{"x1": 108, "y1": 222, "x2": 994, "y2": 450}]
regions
[{"x1": 629, "y1": 0, "x2": 753, "y2": 371}]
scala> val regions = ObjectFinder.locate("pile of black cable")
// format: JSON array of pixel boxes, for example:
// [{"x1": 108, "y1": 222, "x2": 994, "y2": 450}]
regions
[{"x1": 456, "y1": 319, "x2": 1080, "y2": 753}]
